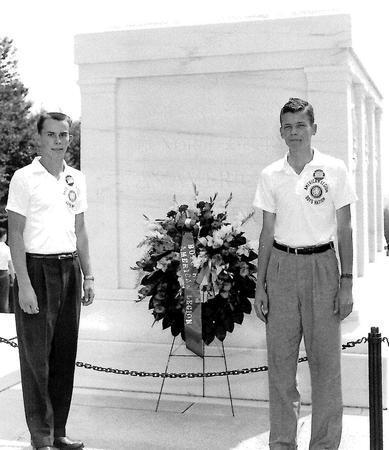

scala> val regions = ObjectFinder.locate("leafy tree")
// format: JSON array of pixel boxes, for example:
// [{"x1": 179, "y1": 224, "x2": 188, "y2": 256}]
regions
[
  {"x1": 0, "y1": 37, "x2": 39, "y2": 223},
  {"x1": 65, "y1": 120, "x2": 81, "y2": 169},
  {"x1": 384, "y1": 204, "x2": 389, "y2": 255}
]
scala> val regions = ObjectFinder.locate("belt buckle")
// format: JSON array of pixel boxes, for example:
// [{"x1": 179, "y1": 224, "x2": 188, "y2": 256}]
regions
[
  {"x1": 286, "y1": 246, "x2": 298, "y2": 255},
  {"x1": 58, "y1": 253, "x2": 70, "y2": 260}
]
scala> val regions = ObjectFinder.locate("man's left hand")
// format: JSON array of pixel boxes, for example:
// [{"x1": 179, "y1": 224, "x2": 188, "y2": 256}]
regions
[
  {"x1": 334, "y1": 278, "x2": 353, "y2": 320},
  {"x1": 82, "y1": 279, "x2": 95, "y2": 306}
]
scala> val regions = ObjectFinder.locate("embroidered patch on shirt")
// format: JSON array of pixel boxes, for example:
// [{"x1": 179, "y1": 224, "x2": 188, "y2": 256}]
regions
[
  {"x1": 65, "y1": 175, "x2": 75, "y2": 186},
  {"x1": 313, "y1": 169, "x2": 325, "y2": 180},
  {"x1": 63, "y1": 184, "x2": 80, "y2": 211},
  {"x1": 304, "y1": 169, "x2": 328, "y2": 205}
]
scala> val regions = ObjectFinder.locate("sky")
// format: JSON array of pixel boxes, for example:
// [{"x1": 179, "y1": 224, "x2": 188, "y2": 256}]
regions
[{"x1": 0, "y1": 0, "x2": 388, "y2": 194}]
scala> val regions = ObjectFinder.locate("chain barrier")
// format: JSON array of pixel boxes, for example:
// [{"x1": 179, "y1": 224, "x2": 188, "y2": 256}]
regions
[{"x1": 1, "y1": 335, "x2": 381, "y2": 378}]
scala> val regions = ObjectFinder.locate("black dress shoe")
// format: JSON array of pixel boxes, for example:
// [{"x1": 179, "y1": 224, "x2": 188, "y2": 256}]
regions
[
  {"x1": 53, "y1": 437, "x2": 84, "y2": 449},
  {"x1": 35, "y1": 447, "x2": 58, "y2": 450}
]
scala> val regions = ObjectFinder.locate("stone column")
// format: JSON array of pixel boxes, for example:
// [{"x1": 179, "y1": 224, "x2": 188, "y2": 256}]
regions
[
  {"x1": 366, "y1": 97, "x2": 377, "y2": 262},
  {"x1": 374, "y1": 107, "x2": 384, "y2": 251},
  {"x1": 79, "y1": 78, "x2": 120, "y2": 289},
  {"x1": 353, "y1": 84, "x2": 369, "y2": 276},
  {"x1": 304, "y1": 67, "x2": 353, "y2": 163},
  {"x1": 304, "y1": 67, "x2": 360, "y2": 276}
]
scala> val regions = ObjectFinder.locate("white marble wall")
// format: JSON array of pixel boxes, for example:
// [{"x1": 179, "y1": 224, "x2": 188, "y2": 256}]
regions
[
  {"x1": 75, "y1": 14, "x2": 385, "y2": 406},
  {"x1": 115, "y1": 70, "x2": 305, "y2": 288}
]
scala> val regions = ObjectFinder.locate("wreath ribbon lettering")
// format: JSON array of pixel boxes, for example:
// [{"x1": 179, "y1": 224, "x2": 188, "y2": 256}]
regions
[{"x1": 180, "y1": 231, "x2": 203, "y2": 357}]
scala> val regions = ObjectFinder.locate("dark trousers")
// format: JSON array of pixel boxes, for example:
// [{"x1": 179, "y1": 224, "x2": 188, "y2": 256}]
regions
[
  {"x1": 14, "y1": 255, "x2": 81, "y2": 448},
  {"x1": 0, "y1": 270, "x2": 10, "y2": 313}
]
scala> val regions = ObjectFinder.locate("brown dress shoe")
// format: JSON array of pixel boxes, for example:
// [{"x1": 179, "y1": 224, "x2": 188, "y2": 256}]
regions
[{"x1": 53, "y1": 437, "x2": 84, "y2": 449}]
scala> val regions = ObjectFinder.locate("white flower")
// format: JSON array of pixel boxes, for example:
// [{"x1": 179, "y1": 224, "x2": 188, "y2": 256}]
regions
[
  {"x1": 147, "y1": 230, "x2": 165, "y2": 240},
  {"x1": 198, "y1": 237, "x2": 208, "y2": 246},
  {"x1": 213, "y1": 225, "x2": 233, "y2": 243},
  {"x1": 147, "y1": 222, "x2": 163, "y2": 232},
  {"x1": 206, "y1": 236, "x2": 214, "y2": 246},
  {"x1": 191, "y1": 253, "x2": 208, "y2": 269},
  {"x1": 220, "y1": 224, "x2": 233, "y2": 238},
  {"x1": 247, "y1": 240, "x2": 259, "y2": 252},
  {"x1": 156, "y1": 256, "x2": 170, "y2": 271},
  {"x1": 212, "y1": 236, "x2": 224, "y2": 248},
  {"x1": 237, "y1": 245, "x2": 249, "y2": 257}
]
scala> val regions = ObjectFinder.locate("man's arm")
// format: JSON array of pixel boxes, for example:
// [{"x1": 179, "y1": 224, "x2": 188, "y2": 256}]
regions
[
  {"x1": 75, "y1": 213, "x2": 95, "y2": 306},
  {"x1": 8, "y1": 211, "x2": 39, "y2": 314},
  {"x1": 254, "y1": 210, "x2": 276, "y2": 322},
  {"x1": 335, "y1": 204, "x2": 354, "y2": 320},
  {"x1": 8, "y1": 258, "x2": 15, "y2": 285}
]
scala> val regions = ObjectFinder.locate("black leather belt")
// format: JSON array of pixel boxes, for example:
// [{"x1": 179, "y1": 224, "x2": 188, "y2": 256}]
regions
[
  {"x1": 273, "y1": 241, "x2": 334, "y2": 255},
  {"x1": 26, "y1": 251, "x2": 78, "y2": 260}
]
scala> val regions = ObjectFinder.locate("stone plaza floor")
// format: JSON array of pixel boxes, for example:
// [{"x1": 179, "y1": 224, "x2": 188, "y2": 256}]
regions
[{"x1": 0, "y1": 251, "x2": 388, "y2": 449}]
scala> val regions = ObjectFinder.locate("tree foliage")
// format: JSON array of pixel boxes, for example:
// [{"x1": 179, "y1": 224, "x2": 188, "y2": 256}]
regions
[
  {"x1": 65, "y1": 120, "x2": 81, "y2": 169},
  {"x1": 0, "y1": 37, "x2": 39, "y2": 221},
  {"x1": 0, "y1": 37, "x2": 81, "y2": 225}
]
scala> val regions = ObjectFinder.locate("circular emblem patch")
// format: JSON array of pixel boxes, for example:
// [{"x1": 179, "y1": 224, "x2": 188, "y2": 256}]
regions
[
  {"x1": 65, "y1": 175, "x2": 74, "y2": 186},
  {"x1": 313, "y1": 169, "x2": 325, "y2": 180},
  {"x1": 310, "y1": 185, "x2": 323, "y2": 199},
  {"x1": 68, "y1": 190, "x2": 77, "y2": 202}
]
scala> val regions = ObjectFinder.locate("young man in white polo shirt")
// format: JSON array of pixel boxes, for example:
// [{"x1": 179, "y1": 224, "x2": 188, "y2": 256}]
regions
[
  {"x1": 253, "y1": 98, "x2": 356, "y2": 449},
  {"x1": 6, "y1": 112, "x2": 95, "y2": 450}
]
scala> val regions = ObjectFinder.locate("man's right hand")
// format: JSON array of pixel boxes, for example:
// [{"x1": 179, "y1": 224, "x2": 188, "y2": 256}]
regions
[
  {"x1": 254, "y1": 285, "x2": 269, "y2": 323},
  {"x1": 18, "y1": 284, "x2": 39, "y2": 314}
]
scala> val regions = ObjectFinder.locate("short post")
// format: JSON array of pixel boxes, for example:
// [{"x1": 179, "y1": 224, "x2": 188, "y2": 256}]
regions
[{"x1": 368, "y1": 326, "x2": 383, "y2": 450}]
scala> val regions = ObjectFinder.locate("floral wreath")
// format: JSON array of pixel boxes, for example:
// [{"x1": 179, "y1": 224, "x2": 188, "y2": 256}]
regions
[{"x1": 132, "y1": 186, "x2": 258, "y2": 345}]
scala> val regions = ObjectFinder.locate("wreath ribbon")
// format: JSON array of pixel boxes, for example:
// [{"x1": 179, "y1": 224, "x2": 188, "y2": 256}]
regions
[{"x1": 179, "y1": 231, "x2": 203, "y2": 357}]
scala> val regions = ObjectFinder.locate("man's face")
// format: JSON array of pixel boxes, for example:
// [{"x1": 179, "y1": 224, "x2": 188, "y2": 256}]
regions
[
  {"x1": 39, "y1": 118, "x2": 71, "y2": 159},
  {"x1": 280, "y1": 111, "x2": 317, "y2": 151}
]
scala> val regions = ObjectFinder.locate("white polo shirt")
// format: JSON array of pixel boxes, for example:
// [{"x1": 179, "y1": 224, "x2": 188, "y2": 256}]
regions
[
  {"x1": 6, "y1": 157, "x2": 87, "y2": 254},
  {"x1": 253, "y1": 149, "x2": 357, "y2": 247},
  {"x1": 0, "y1": 242, "x2": 11, "y2": 270}
]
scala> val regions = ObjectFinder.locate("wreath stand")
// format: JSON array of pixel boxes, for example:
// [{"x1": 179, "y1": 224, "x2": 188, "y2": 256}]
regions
[{"x1": 155, "y1": 336, "x2": 235, "y2": 416}]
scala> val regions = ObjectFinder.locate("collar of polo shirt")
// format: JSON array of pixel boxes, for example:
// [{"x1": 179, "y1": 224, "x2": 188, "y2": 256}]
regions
[
  {"x1": 282, "y1": 148, "x2": 326, "y2": 174},
  {"x1": 32, "y1": 156, "x2": 68, "y2": 176}
]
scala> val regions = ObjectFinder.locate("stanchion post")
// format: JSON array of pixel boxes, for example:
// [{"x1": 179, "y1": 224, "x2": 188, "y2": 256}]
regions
[{"x1": 368, "y1": 326, "x2": 383, "y2": 450}]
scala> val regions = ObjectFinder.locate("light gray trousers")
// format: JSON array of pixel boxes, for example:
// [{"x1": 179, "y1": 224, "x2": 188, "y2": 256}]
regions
[{"x1": 266, "y1": 247, "x2": 342, "y2": 450}]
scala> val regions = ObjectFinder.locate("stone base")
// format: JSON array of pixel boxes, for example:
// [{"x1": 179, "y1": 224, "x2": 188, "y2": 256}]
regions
[{"x1": 75, "y1": 334, "x2": 387, "y2": 409}]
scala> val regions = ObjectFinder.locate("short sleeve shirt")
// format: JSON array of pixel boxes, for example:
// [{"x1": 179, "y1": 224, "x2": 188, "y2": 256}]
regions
[
  {"x1": 253, "y1": 149, "x2": 357, "y2": 247},
  {"x1": 6, "y1": 157, "x2": 88, "y2": 254},
  {"x1": 0, "y1": 242, "x2": 11, "y2": 270}
]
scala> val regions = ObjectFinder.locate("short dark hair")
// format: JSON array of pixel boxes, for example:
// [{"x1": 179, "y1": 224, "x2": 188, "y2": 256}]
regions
[
  {"x1": 0, "y1": 227, "x2": 7, "y2": 239},
  {"x1": 37, "y1": 112, "x2": 72, "y2": 135},
  {"x1": 280, "y1": 98, "x2": 315, "y2": 125}
]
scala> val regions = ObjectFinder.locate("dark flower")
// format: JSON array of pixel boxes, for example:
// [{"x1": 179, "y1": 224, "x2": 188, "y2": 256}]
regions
[
  {"x1": 222, "y1": 282, "x2": 232, "y2": 292},
  {"x1": 178, "y1": 204, "x2": 189, "y2": 213},
  {"x1": 167, "y1": 210, "x2": 177, "y2": 218},
  {"x1": 139, "y1": 285, "x2": 152, "y2": 296}
]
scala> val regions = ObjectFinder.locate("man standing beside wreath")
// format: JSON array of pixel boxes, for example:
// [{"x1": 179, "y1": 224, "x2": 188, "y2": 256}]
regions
[
  {"x1": 253, "y1": 98, "x2": 357, "y2": 449},
  {"x1": 6, "y1": 112, "x2": 95, "y2": 450}
]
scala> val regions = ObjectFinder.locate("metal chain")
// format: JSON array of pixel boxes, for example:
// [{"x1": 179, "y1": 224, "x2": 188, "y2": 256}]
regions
[
  {"x1": 0, "y1": 336, "x2": 18, "y2": 348},
  {"x1": 342, "y1": 337, "x2": 368, "y2": 349},
  {"x1": 2, "y1": 335, "x2": 381, "y2": 378}
]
